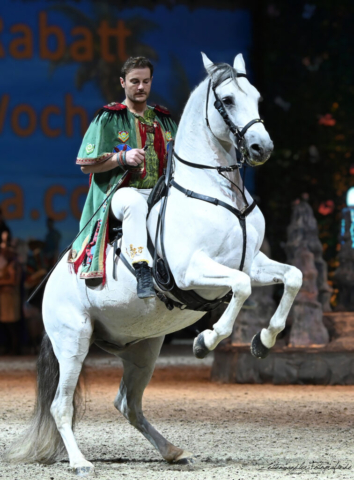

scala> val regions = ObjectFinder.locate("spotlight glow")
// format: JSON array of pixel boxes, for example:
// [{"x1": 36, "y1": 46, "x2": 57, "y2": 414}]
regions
[{"x1": 347, "y1": 187, "x2": 354, "y2": 207}]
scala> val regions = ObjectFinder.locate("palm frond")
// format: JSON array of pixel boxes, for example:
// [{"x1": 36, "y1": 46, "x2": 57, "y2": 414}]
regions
[
  {"x1": 75, "y1": 62, "x2": 100, "y2": 90},
  {"x1": 125, "y1": 16, "x2": 160, "y2": 36},
  {"x1": 48, "y1": 50, "x2": 75, "y2": 77},
  {"x1": 45, "y1": 7, "x2": 161, "y2": 103},
  {"x1": 126, "y1": 42, "x2": 159, "y2": 61},
  {"x1": 48, "y1": 5, "x2": 98, "y2": 33}
]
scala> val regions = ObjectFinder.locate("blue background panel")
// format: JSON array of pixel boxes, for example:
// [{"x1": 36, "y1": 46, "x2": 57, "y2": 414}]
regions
[{"x1": 0, "y1": 1, "x2": 253, "y2": 247}]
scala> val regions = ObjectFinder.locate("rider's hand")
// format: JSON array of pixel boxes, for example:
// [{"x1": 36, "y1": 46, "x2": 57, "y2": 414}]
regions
[{"x1": 125, "y1": 149, "x2": 145, "y2": 167}]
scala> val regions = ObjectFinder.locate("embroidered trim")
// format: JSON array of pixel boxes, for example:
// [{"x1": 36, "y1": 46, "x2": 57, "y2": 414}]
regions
[
  {"x1": 85, "y1": 220, "x2": 102, "y2": 266},
  {"x1": 135, "y1": 117, "x2": 143, "y2": 149},
  {"x1": 98, "y1": 221, "x2": 108, "y2": 274},
  {"x1": 126, "y1": 244, "x2": 144, "y2": 259},
  {"x1": 86, "y1": 143, "x2": 95, "y2": 154},
  {"x1": 118, "y1": 130, "x2": 129, "y2": 142},
  {"x1": 68, "y1": 235, "x2": 90, "y2": 264},
  {"x1": 76, "y1": 153, "x2": 112, "y2": 165},
  {"x1": 80, "y1": 270, "x2": 104, "y2": 279}
]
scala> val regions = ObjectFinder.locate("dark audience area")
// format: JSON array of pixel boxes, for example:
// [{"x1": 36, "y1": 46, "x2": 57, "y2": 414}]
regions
[{"x1": 0, "y1": 209, "x2": 61, "y2": 355}]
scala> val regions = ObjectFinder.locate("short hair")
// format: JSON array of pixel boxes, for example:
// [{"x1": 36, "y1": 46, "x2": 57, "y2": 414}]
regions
[{"x1": 121, "y1": 56, "x2": 154, "y2": 79}]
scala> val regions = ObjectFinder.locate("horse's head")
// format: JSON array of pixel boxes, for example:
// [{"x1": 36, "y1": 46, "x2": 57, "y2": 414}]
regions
[{"x1": 202, "y1": 53, "x2": 273, "y2": 166}]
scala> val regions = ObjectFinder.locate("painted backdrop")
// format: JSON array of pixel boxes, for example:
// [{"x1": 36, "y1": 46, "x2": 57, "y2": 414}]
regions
[{"x1": 0, "y1": 0, "x2": 253, "y2": 247}]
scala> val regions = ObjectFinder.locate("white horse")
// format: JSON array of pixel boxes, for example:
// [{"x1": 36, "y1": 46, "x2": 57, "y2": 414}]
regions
[{"x1": 5, "y1": 53, "x2": 302, "y2": 476}]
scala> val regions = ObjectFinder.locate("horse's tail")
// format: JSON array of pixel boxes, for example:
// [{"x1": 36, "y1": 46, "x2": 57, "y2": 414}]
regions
[{"x1": 4, "y1": 334, "x2": 82, "y2": 464}]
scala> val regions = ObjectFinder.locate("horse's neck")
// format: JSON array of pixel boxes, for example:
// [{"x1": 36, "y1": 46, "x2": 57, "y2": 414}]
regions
[{"x1": 173, "y1": 80, "x2": 253, "y2": 208}]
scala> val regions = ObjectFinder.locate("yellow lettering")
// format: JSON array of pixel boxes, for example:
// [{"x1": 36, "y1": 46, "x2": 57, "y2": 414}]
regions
[
  {"x1": 41, "y1": 105, "x2": 61, "y2": 137},
  {"x1": 1, "y1": 184, "x2": 24, "y2": 220},
  {"x1": 0, "y1": 94, "x2": 9, "y2": 133},
  {"x1": 116, "y1": 20, "x2": 131, "y2": 62},
  {"x1": 70, "y1": 26, "x2": 93, "y2": 62},
  {"x1": 39, "y1": 12, "x2": 65, "y2": 61},
  {"x1": 11, "y1": 104, "x2": 37, "y2": 137},
  {"x1": 97, "y1": 20, "x2": 115, "y2": 62},
  {"x1": 9, "y1": 24, "x2": 33, "y2": 59}
]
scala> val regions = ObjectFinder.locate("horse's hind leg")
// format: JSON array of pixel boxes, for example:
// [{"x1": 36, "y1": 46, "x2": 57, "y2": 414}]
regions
[
  {"x1": 114, "y1": 336, "x2": 194, "y2": 464},
  {"x1": 48, "y1": 314, "x2": 94, "y2": 475}
]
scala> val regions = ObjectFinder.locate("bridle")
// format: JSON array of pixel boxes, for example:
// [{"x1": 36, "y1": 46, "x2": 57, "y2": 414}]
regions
[
  {"x1": 173, "y1": 73, "x2": 264, "y2": 207},
  {"x1": 206, "y1": 76, "x2": 264, "y2": 167},
  {"x1": 175, "y1": 73, "x2": 264, "y2": 172}
]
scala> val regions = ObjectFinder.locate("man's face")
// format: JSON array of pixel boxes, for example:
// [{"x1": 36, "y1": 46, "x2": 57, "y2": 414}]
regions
[{"x1": 120, "y1": 67, "x2": 152, "y2": 104}]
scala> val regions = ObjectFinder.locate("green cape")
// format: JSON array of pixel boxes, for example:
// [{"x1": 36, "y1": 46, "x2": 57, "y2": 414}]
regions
[{"x1": 68, "y1": 102, "x2": 177, "y2": 282}]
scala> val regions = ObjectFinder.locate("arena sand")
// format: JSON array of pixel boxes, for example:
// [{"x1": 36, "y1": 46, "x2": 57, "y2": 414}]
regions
[{"x1": 0, "y1": 345, "x2": 353, "y2": 480}]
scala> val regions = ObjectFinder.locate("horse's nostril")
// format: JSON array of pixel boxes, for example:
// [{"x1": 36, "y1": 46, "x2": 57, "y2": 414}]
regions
[{"x1": 251, "y1": 143, "x2": 262, "y2": 153}]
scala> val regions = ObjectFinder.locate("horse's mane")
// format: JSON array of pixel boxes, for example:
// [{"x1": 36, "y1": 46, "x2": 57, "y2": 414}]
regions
[
  {"x1": 179, "y1": 62, "x2": 241, "y2": 123},
  {"x1": 208, "y1": 62, "x2": 240, "y2": 89}
]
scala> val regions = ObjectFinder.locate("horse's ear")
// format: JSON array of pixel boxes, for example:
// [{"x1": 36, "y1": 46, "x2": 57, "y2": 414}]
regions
[
  {"x1": 201, "y1": 52, "x2": 214, "y2": 74},
  {"x1": 233, "y1": 54, "x2": 246, "y2": 74}
]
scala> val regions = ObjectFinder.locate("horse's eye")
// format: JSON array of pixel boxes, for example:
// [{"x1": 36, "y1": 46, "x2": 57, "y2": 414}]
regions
[{"x1": 222, "y1": 97, "x2": 234, "y2": 106}]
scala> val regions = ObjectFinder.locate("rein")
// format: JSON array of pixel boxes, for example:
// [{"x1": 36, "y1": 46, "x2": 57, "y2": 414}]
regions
[{"x1": 174, "y1": 150, "x2": 249, "y2": 207}]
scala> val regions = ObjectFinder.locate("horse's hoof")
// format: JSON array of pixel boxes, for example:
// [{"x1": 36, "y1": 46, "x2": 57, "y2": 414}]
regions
[
  {"x1": 74, "y1": 466, "x2": 95, "y2": 477},
  {"x1": 193, "y1": 334, "x2": 210, "y2": 359},
  {"x1": 174, "y1": 451, "x2": 195, "y2": 465},
  {"x1": 250, "y1": 331, "x2": 270, "y2": 359}
]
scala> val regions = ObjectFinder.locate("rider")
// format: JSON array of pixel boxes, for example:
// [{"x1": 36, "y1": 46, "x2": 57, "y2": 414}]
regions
[{"x1": 68, "y1": 56, "x2": 177, "y2": 298}]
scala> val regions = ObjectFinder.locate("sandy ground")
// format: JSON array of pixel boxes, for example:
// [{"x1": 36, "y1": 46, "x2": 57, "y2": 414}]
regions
[{"x1": 0, "y1": 344, "x2": 354, "y2": 480}]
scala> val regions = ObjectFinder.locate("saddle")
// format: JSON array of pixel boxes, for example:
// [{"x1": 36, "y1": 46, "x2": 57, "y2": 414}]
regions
[{"x1": 110, "y1": 176, "x2": 232, "y2": 312}]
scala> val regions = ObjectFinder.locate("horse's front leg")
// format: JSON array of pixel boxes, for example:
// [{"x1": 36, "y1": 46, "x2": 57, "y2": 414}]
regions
[
  {"x1": 179, "y1": 252, "x2": 252, "y2": 358},
  {"x1": 249, "y1": 251, "x2": 302, "y2": 358}
]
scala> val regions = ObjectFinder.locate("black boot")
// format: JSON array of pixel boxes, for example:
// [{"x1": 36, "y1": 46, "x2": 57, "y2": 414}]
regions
[{"x1": 133, "y1": 261, "x2": 156, "y2": 299}]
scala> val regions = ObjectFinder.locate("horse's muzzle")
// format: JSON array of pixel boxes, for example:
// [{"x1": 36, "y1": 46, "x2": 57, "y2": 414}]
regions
[{"x1": 246, "y1": 140, "x2": 274, "y2": 167}]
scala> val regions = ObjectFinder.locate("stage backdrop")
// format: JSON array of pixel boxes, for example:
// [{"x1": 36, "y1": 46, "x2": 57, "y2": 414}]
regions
[{"x1": 0, "y1": 0, "x2": 253, "y2": 248}]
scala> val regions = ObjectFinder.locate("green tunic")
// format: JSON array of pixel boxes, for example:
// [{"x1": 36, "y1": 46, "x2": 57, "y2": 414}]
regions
[{"x1": 68, "y1": 102, "x2": 177, "y2": 282}]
